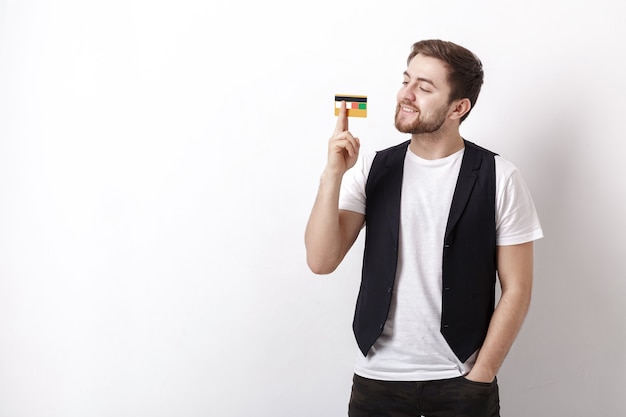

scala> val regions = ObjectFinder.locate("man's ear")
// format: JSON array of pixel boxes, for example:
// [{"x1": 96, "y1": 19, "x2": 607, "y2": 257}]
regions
[{"x1": 449, "y1": 98, "x2": 471, "y2": 121}]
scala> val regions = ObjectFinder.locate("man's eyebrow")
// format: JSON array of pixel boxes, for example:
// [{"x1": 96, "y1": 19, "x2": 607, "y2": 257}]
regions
[{"x1": 403, "y1": 71, "x2": 437, "y2": 88}]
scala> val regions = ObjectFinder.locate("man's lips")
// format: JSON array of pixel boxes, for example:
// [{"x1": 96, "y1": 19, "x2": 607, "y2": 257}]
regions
[{"x1": 398, "y1": 102, "x2": 418, "y2": 113}]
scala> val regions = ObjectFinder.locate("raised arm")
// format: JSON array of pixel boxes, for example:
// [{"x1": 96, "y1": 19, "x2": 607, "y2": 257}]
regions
[{"x1": 305, "y1": 102, "x2": 365, "y2": 274}]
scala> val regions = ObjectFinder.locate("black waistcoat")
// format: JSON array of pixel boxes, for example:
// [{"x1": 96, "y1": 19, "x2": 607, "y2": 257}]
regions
[{"x1": 353, "y1": 139, "x2": 497, "y2": 363}]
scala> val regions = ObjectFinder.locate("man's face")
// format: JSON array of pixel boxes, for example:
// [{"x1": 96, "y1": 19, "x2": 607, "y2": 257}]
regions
[{"x1": 394, "y1": 54, "x2": 454, "y2": 135}]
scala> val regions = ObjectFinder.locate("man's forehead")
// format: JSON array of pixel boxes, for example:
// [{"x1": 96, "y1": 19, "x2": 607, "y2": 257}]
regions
[{"x1": 405, "y1": 55, "x2": 450, "y2": 85}]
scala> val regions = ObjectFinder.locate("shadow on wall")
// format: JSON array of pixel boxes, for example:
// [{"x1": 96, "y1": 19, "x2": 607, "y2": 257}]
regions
[{"x1": 498, "y1": 75, "x2": 626, "y2": 414}]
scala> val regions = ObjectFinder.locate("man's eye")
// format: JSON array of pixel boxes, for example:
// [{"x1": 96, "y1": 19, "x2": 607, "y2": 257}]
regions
[
  {"x1": 402, "y1": 81, "x2": 408, "y2": 85},
  {"x1": 419, "y1": 87, "x2": 431, "y2": 93}
]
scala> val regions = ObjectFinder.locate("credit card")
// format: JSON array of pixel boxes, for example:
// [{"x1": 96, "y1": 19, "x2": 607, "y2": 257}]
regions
[{"x1": 334, "y1": 94, "x2": 367, "y2": 117}]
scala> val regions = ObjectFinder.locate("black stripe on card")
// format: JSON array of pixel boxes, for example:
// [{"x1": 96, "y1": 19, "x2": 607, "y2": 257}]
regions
[{"x1": 334, "y1": 95, "x2": 367, "y2": 103}]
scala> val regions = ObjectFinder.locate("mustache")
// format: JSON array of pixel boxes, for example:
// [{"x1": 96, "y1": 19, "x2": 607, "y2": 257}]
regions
[{"x1": 398, "y1": 101, "x2": 419, "y2": 109}]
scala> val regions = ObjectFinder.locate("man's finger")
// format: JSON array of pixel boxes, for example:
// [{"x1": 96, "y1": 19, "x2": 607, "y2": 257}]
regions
[
  {"x1": 334, "y1": 100, "x2": 349, "y2": 134},
  {"x1": 331, "y1": 134, "x2": 360, "y2": 158}
]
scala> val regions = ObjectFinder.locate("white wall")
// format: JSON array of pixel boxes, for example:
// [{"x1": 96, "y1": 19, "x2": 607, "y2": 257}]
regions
[{"x1": 1, "y1": 0, "x2": 624, "y2": 416}]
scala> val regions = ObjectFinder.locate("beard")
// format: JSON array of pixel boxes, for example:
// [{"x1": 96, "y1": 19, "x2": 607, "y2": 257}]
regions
[{"x1": 394, "y1": 102, "x2": 450, "y2": 134}]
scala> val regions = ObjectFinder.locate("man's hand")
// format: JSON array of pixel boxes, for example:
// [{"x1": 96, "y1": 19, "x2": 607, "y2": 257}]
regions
[
  {"x1": 326, "y1": 101, "x2": 360, "y2": 176},
  {"x1": 464, "y1": 368, "x2": 496, "y2": 384}
]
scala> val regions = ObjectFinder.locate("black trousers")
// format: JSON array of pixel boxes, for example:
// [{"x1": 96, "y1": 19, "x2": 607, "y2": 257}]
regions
[{"x1": 348, "y1": 374, "x2": 500, "y2": 417}]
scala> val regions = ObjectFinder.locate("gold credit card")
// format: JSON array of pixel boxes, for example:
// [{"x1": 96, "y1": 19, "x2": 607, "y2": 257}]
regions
[{"x1": 334, "y1": 94, "x2": 367, "y2": 118}]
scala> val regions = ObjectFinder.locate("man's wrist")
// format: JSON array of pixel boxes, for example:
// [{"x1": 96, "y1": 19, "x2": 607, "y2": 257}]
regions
[{"x1": 320, "y1": 168, "x2": 346, "y2": 188}]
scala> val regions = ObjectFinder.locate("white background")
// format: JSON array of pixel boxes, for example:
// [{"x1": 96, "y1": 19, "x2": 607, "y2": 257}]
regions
[{"x1": 1, "y1": 0, "x2": 624, "y2": 415}]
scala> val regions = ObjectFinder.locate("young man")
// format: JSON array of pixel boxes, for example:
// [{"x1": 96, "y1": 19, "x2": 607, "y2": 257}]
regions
[{"x1": 305, "y1": 40, "x2": 543, "y2": 417}]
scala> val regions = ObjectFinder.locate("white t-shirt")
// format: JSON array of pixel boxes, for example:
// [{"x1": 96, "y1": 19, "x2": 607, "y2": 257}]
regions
[{"x1": 339, "y1": 145, "x2": 544, "y2": 381}]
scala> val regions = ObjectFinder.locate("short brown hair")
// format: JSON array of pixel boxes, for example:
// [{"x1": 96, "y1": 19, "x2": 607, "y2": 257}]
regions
[{"x1": 407, "y1": 40, "x2": 484, "y2": 122}]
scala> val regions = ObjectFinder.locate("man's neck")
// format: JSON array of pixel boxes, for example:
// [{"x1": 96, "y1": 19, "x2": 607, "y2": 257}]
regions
[{"x1": 408, "y1": 131, "x2": 465, "y2": 160}]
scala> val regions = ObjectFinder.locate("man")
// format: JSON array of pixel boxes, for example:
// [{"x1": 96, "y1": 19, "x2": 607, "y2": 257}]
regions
[{"x1": 305, "y1": 39, "x2": 543, "y2": 417}]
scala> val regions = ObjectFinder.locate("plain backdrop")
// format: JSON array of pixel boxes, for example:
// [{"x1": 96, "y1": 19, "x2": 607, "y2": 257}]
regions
[{"x1": 1, "y1": 0, "x2": 624, "y2": 416}]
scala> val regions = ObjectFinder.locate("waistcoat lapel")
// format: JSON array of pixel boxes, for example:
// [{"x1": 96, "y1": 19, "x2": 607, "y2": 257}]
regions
[
  {"x1": 444, "y1": 140, "x2": 481, "y2": 244},
  {"x1": 382, "y1": 142, "x2": 409, "y2": 248}
]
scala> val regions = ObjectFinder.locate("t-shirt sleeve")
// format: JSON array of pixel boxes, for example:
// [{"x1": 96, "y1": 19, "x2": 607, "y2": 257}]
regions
[
  {"x1": 495, "y1": 158, "x2": 544, "y2": 246},
  {"x1": 338, "y1": 153, "x2": 374, "y2": 215}
]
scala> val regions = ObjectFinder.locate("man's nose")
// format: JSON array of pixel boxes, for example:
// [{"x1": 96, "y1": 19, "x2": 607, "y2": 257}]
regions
[{"x1": 399, "y1": 85, "x2": 415, "y2": 102}]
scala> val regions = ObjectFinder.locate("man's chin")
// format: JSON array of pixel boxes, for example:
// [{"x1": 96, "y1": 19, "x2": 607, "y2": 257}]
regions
[{"x1": 395, "y1": 121, "x2": 416, "y2": 134}]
